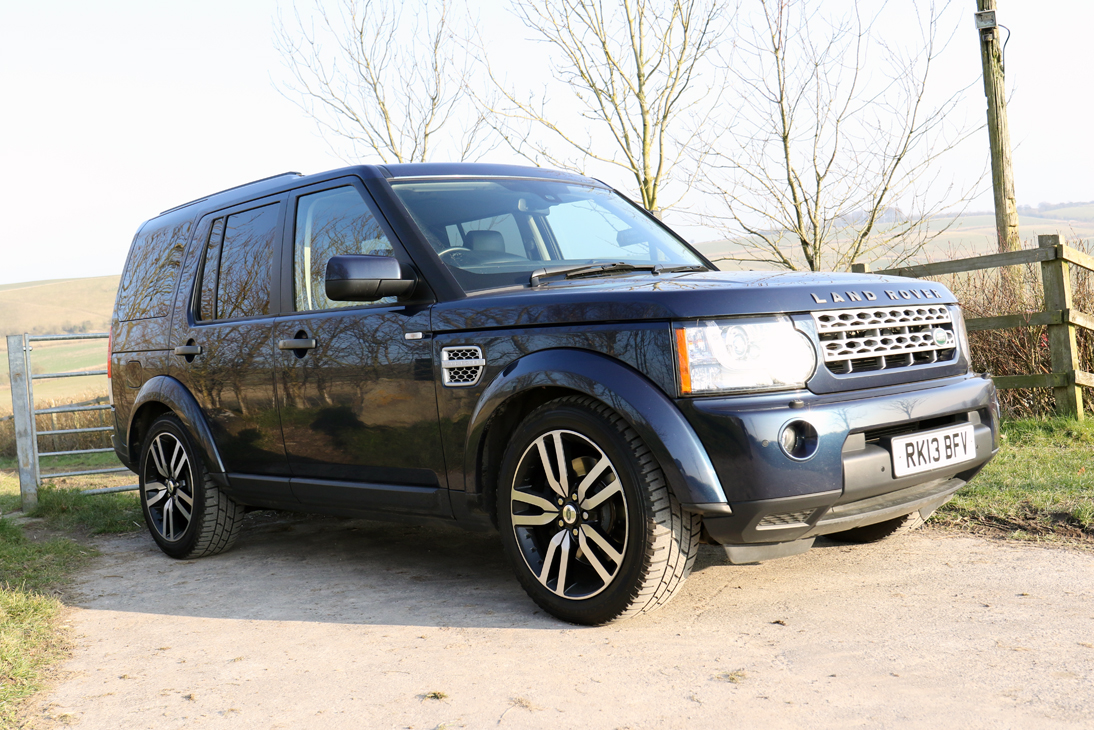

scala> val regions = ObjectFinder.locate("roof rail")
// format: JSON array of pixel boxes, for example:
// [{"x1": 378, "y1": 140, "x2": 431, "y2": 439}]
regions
[{"x1": 159, "y1": 171, "x2": 304, "y2": 215}]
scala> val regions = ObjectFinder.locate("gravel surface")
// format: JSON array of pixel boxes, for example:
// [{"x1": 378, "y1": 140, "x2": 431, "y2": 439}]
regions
[{"x1": 30, "y1": 512, "x2": 1094, "y2": 729}]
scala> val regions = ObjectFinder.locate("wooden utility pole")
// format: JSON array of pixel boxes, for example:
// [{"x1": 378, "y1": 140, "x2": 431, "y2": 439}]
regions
[{"x1": 976, "y1": 0, "x2": 1020, "y2": 253}]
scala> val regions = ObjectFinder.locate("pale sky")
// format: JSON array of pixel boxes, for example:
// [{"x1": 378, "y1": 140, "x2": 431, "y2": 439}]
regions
[{"x1": 1, "y1": 0, "x2": 1091, "y2": 286}]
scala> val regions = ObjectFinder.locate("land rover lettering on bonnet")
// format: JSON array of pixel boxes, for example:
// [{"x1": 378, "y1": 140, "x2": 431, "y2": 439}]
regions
[{"x1": 110, "y1": 163, "x2": 999, "y2": 625}]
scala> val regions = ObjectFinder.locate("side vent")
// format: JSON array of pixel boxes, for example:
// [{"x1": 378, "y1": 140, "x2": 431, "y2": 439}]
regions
[{"x1": 440, "y1": 346, "x2": 485, "y2": 387}]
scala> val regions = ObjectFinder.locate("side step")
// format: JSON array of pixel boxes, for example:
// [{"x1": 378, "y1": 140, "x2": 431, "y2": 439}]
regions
[{"x1": 721, "y1": 537, "x2": 815, "y2": 565}]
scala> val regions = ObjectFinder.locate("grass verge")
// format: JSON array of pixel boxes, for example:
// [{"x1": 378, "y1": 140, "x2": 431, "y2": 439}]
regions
[
  {"x1": 31, "y1": 484, "x2": 143, "y2": 536},
  {"x1": 935, "y1": 417, "x2": 1094, "y2": 543},
  {"x1": 0, "y1": 519, "x2": 97, "y2": 726},
  {"x1": 0, "y1": 461, "x2": 137, "y2": 725}
]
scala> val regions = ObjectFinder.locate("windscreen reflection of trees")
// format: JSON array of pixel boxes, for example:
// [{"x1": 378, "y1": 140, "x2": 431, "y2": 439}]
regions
[
  {"x1": 294, "y1": 187, "x2": 394, "y2": 312},
  {"x1": 218, "y1": 205, "x2": 277, "y2": 320},
  {"x1": 117, "y1": 221, "x2": 191, "y2": 321}
]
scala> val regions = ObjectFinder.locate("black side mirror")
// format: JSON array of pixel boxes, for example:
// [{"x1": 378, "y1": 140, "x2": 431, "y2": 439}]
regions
[{"x1": 325, "y1": 255, "x2": 417, "y2": 302}]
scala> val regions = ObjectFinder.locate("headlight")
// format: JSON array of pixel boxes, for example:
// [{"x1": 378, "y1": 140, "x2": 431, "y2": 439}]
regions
[
  {"x1": 948, "y1": 304, "x2": 969, "y2": 357},
  {"x1": 675, "y1": 316, "x2": 817, "y2": 395}
]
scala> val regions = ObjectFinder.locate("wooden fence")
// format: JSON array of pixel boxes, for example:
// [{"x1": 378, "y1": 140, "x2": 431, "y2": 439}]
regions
[{"x1": 853, "y1": 234, "x2": 1092, "y2": 420}]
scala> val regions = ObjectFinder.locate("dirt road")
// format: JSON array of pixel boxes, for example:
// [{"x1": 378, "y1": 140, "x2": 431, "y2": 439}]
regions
[{"x1": 31, "y1": 513, "x2": 1094, "y2": 729}]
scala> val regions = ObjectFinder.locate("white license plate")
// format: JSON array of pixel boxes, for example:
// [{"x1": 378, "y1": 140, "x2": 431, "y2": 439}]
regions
[{"x1": 890, "y1": 423, "x2": 976, "y2": 478}]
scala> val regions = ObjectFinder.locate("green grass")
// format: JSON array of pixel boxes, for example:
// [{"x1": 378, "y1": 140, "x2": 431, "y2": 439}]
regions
[
  {"x1": 30, "y1": 483, "x2": 143, "y2": 535},
  {"x1": 38, "y1": 451, "x2": 120, "y2": 472},
  {"x1": 935, "y1": 418, "x2": 1094, "y2": 541},
  {"x1": 0, "y1": 518, "x2": 97, "y2": 725}
]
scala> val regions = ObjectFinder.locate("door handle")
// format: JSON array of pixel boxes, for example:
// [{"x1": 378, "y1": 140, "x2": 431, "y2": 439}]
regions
[
  {"x1": 278, "y1": 338, "x2": 317, "y2": 351},
  {"x1": 173, "y1": 344, "x2": 202, "y2": 356}
]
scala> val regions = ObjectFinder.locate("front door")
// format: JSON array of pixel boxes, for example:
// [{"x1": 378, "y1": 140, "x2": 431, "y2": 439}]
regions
[{"x1": 272, "y1": 181, "x2": 450, "y2": 517}]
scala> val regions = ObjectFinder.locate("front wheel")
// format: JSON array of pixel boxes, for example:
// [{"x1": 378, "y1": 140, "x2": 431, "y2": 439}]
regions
[
  {"x1": 497, "y1": 396, "x2": 700, "y2": 625},
  {"x1": 138, "y1": 414, "x2": 244, "y2": 559}
]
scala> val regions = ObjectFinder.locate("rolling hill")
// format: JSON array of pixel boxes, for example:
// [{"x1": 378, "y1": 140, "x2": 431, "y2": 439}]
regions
[
  {"x1": 0, "y1": 275, "x2": 119, "y2": 414},
  {"x1": 0, "y1": 275, "x2": 119, "y2": 338}
]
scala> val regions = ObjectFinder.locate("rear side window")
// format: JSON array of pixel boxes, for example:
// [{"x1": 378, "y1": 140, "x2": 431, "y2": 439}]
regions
[
  {"x1": 197, "y1": 218, "x2": 224, "y2": 321},
  {"x1": 293, "y1": 186, "x2": 393, "y2": 311},
  {"x1": 198, "y1": 204, "x2": 278, "y2": 321},
  {"x1": 116, "y1": 218, "x2": 192, "y2": 321}
]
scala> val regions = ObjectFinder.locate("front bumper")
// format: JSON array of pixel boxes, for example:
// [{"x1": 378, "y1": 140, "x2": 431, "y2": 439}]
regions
[{"x1": 676, "y1": 373, "x2": 999, "y2": 545}]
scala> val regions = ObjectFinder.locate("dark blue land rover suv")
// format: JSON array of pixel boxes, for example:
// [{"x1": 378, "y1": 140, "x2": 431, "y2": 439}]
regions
[{"x1": 110, "y1": 163, "x2": 999, "y2": 624}]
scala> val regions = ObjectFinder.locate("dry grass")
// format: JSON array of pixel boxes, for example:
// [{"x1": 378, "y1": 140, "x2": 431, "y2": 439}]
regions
[
  {"x1": 0, "y1": 388, "x2": 113, "y2": 461},
  {"x1": 931, "y1": 238, "x2": 1094, "y2": 418}
]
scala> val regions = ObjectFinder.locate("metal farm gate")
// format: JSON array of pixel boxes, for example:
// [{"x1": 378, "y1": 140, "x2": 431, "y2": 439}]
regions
[{"x1": 6, "y1": 332, "x2": 136, "y2": 511}]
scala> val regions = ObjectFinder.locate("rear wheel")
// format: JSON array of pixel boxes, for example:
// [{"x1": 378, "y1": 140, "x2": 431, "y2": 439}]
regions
[
  {"x1": 497, "y1": 396, "x2": 700, "y2": 625},
  {"x1": 827, "y1": 511, "x2": 926, "y2": 544},
  {"x1": 138, "y1": 414, "x2": 243, "y2": 559}
]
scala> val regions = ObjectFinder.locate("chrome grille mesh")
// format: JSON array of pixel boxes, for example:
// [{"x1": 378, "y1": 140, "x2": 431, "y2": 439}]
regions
[
  {"x1": 440, "y1": 346, "x2": 485, "y2": 386},
  {"x1": 812, "y1": 306, "x2": 958, "y2": 375},
  {"x1": 757, "y1": 510, "x2": 814, "y2": 528}
]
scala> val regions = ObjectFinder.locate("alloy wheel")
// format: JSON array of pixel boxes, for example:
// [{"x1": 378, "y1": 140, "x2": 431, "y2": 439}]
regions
[
  {"x1": 142, "y1": 432, "x2": 195, "y2": 542},
  {"x1": 509, "y1": 429, "x2": 628, "y2": 600}
]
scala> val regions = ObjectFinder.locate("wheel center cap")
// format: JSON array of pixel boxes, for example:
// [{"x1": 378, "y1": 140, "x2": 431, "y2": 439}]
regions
[{"x1": 562, "y1": 504, "x2": 579, "y2": 525}]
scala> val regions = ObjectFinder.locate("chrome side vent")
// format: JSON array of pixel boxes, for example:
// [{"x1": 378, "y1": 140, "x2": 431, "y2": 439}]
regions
[
  {"x1": 812, "y1": 306, "x2": 959, "y2": 375},
  {"x1": 440, "y1": 346, "x2": 485, "y2": 387}
]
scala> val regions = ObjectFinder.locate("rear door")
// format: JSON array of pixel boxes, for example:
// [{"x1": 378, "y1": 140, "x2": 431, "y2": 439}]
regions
[
  {"x1": 170, "y1": 195, "x2": 293, "y2": 504},
  {"x1": 271, "y1": 178, "x2": 450, "y2": 517}
]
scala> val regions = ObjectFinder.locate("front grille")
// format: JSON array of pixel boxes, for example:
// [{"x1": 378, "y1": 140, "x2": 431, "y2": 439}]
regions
[
  {"x1": 812, "y1": 306, "x2": 958, "y2": 375},
  {"x1": 862, "y1": 413, "x2": 965, "y2": 444},
  {"x1": 757, "y1": 510, "x2": 814, "y2": 528},
  {"x1": 440, "y1": 346, "x2": 486, "y2": 387}
]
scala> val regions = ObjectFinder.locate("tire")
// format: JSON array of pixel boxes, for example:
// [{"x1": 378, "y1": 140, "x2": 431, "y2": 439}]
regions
[
  {"x1": 138, "y1": 414, "x2": 244, "y2": 559},
  {"x1": 496, "y1": 396, "x2": 700, "y2": 625},
  {"x1": 826, "y1": 511, "x2": 926, "y2": 544}
]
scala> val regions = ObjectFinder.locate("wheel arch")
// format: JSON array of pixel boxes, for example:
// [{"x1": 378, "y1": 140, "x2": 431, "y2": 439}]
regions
[
  {"x1": 128, "y1": 376, "x2": 227, "y2": 477},
  {"x1": 468, "y1": 349, "x2": 726, "y2": 521}
]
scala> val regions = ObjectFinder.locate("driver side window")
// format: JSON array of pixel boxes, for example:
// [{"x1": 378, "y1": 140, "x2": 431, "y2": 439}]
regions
[{"x1": 293, "y1": 186, "x2": 395, "y2": 311}]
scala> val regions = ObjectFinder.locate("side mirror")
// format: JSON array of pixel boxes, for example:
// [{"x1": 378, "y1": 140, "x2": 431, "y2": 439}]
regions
[{"x1": 325, "y1": 255, "x2": 417, "y2": 302}]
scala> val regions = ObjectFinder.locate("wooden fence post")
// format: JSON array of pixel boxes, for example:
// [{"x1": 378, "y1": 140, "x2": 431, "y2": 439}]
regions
[{"x1": 1039, "y1": 234, "x2": 1083, "y2": 419}]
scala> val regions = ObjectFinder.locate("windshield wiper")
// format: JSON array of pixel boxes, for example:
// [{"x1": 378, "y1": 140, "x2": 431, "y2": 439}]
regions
[
  {"x1": 657, "y1": 265, "x2": 709, "y2": 274},
  {"x1": 530, "y1": 262, "x2": 707, "y2": 286}
]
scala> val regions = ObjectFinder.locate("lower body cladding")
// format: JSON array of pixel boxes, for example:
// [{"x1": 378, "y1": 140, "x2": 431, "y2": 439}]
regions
[{"x1": 678, "y1": 374, "x2": 999, "y2": 562}]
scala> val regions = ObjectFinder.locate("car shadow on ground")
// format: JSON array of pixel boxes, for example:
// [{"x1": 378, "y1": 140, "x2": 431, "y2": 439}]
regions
[{"x1": 78, "y1": 509, "x2": 805, "y2": 630}]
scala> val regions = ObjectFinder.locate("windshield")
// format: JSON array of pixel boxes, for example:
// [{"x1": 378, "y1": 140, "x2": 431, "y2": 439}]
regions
[{"x1": 389, "y1": 178, "x2": 708, "y2": 291}]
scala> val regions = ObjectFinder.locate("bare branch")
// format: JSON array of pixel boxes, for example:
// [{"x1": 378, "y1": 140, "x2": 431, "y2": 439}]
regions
[
  {"x1": 700, "y1": 0, "x2": 983, "y2": 272},
  {"x1": 475, "y1": 0, "x2": 730, "y2": 215},
  {"x1": 274, "y1": 0, "x2": 494, "y2": 164}
]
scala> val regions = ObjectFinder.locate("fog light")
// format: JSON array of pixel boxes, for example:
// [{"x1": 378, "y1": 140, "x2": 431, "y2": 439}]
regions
[{"x1": 779, "y1": 420, "x2": 819, "y2": 460}]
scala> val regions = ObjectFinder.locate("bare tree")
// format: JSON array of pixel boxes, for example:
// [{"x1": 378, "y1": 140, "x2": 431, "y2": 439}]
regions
[
  {"x1": 702, "y1": 0, "x2": 980, "y2": 272},
  {"x1": 275, "y1": 0, "x2": 491, "y2": 163},
  {"x1": 480, "y1": 0, "x2": 729, "y2": 216}
]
